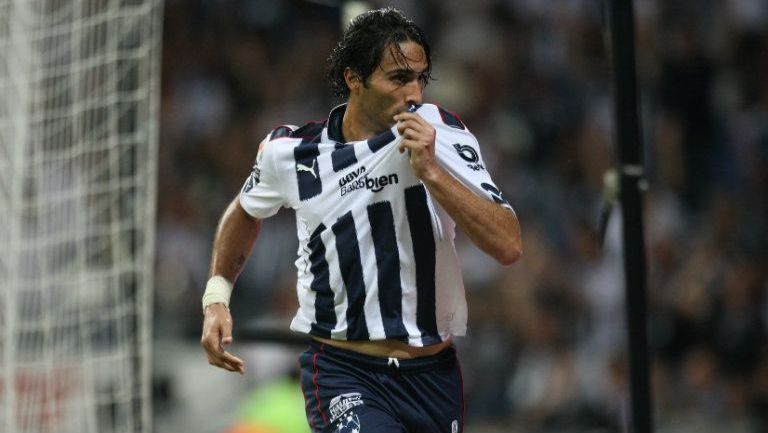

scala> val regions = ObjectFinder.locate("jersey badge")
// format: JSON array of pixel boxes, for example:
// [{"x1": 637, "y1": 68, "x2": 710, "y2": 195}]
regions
[{"x1": 452, "y1": 143, "x2": 485, "y2": 171}]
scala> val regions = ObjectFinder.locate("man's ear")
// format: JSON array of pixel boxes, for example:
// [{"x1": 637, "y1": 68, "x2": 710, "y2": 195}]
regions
[{"x1": 344, "y1": 68, "x2": 362, "y2": 93}]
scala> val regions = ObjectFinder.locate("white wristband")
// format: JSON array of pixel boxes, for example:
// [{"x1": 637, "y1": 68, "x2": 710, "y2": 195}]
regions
[{"x1": 202, "y1": 276, "x2": 233, "y2": 311}]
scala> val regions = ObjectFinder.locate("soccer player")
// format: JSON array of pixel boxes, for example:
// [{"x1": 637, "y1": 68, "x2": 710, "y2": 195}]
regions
[{"x1": 200, "y1": 7, "x2": 522, "y2": 433}]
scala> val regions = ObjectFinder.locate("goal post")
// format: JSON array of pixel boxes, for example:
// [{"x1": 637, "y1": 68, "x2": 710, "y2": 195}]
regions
[{"x1": 0, "y1": 1, "x2": 163, "y2": 432}]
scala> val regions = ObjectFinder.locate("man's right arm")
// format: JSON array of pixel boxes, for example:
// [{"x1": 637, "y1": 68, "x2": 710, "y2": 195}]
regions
[
  {"x1": 209, "y1": 196, "x2": 262, "y2": 281},
  {"x1": 200, "y1": 196, "x2": 262, "y2": 374}
]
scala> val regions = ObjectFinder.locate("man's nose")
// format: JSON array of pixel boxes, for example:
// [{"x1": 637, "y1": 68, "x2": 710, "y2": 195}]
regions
[{"x1": 405, "y1": 80, "x2": 423, "y2": 106}]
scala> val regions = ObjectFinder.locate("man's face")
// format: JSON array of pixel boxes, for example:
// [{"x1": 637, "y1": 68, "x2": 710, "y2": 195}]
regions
[{"x1": 350, "y1": 40, "x2": 428, "y2": 132}]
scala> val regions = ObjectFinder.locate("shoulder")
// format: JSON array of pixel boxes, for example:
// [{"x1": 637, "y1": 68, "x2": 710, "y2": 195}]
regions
[
  {"x1": 414, "y1": 103, "x2": 468, "y2": 132},
  {"x1": 416, "y1": 104, "x2": 477, "y2": 148},
  {"x1": 263, "y1": 119, "x2": 328, "y2": 143},
  {"x1": 287, "y1": 120, "x2": 327, "y2": 143},
  {"x1": 259, "y1": 119, "x2": 328, "y2": 156}
]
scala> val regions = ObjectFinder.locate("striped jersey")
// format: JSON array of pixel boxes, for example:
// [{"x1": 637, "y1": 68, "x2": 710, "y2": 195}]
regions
[{"x1": 239, "y1": 103, "x2": 513, "y2": 347}]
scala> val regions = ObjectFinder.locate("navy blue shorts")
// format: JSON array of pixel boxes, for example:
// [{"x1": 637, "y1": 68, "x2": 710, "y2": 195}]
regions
[{"x1": 299, "y1": 341, "x2": 464, "y2": 433}]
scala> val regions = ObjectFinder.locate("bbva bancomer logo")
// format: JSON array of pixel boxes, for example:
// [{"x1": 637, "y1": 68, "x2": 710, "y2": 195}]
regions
[{"x1": 339, "y1": 166, "x2": 399, "y2": 196}]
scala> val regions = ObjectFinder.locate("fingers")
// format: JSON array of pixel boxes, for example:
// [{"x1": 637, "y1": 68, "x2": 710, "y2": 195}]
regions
[
  {"x1": 207, "y1": 349, "x2": 246, "y2": 374},
  {"x1": 206, "y1": 352, "x2": 237, "y2": 372},
  {"x1": 396, "y1": 119, "x2": 428, "y2": 136},
  {"x1": 394, "y1": 114, "x2": 434, "y2": 141},
  {"x1": 220, "y1": 317, "x2": 233, "y2": 346},
  {"x1": 202, "y1": 334, "x2": 246, "y2": 374},
  {"x1": 201, "y1": 307, "x2": 246, "y2": 375},
  {"x1": 394, "y1": 112, "x2": 439, "y2": 179},
  {"x1": 398, "y1": 128, "x2": 422, "y2": 155},
  {"x1": 399, "y1": 127, "x2": 423, "y2": 140},
  {"x1": 206, "y1": 355, "x2": 243, "y2": 373},
  {"x1": 395, "y1": 113, "x2": 429, "y2": 132},
  {"x1": 397, "y1": 125, "x2": 434, "y2": 155},
  {"x1": 393, "y1": 111, "x2": 427, "y2": 124}
]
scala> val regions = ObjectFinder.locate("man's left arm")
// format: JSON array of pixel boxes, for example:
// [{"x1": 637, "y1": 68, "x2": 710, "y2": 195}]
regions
[{"x1": 395, "y1": 112, "x2": 522, "y2": 265}]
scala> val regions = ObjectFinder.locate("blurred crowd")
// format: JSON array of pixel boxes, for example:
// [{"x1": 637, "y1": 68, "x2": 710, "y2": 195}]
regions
[{"x1": 154, "y1": 0, "x2": 768, "y2": 432}]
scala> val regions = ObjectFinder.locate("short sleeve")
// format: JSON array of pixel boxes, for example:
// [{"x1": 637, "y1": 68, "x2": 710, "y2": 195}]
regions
[
  {"x1": 239, "y1": 135, "x2": 286, "y2": 219},
  {"x1": 434, "y1": 126, "x2": 514, "y2": 212}
]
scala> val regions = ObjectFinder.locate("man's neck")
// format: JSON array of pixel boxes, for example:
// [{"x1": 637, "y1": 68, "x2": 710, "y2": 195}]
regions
[{"x1": 341, "y1": 101, "x2": 387, "y2": 142}]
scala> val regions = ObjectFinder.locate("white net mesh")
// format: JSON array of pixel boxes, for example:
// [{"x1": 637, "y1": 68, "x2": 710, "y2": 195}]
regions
[{"x1": 0, "y1": 1, "x2": 162, "y2": 432}]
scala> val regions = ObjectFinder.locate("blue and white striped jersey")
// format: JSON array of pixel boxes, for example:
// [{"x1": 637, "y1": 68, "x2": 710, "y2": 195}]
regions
[{"x1": 240, "y1": 103, "x2": 513, "y2": 347}]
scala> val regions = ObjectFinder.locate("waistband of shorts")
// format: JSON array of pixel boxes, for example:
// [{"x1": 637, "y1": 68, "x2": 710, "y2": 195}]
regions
[{"x1": 308, "y1": 340, "x2": 457, "y2": 374}]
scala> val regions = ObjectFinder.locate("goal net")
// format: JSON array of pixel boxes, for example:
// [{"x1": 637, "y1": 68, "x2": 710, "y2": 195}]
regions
[{"x1": 0, "y1": 1, "x2": 162, "y2": 432}]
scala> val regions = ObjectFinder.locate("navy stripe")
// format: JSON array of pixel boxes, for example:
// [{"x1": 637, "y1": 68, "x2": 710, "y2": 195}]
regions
[
  {"x1": 269, "y1": 125, "x2": 293, "y2": 140},
  {"x1": 404, "y1": 185, "x2": 438, "y2": 343},
  {"x1": 294, "y1": 139, "x2": 322, "y2": 201},
  {"x1": 307, "y1": 223, "x2": 336, "y2": 338},
  {"x1": 367, "y1": 201, "x2": 408, "y2": 340},
  {"x1": 331, "y1": 145, "x2": 357, "y2": 172},
  {"x1": 438, "y1": 106, "x2": 466, "y2": 130},
  {"x1": 367, "y1": 130, "x2": 395, "y2": 152},
  {"x1": 289, "y1": 121, "x2": 325, "y2": 139},
  {"x1": 332, "y1": 212, "x2": 369, "y2": 340}
]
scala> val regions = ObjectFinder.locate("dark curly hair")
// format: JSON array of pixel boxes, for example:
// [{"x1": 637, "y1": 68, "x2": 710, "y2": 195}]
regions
[{"x1": 326, "y1": 7, "x2": 433, "y2": 99}]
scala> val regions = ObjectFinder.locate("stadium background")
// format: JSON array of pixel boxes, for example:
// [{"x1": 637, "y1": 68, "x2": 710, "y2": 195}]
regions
[{"x1": 152, "y1": 1, "x2": 768, "y2": 432}]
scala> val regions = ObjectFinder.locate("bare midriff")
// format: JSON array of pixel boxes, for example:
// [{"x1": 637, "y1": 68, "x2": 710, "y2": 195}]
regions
[{"x1": 312, "y1": 336, "x2": 452, "y2": 359}]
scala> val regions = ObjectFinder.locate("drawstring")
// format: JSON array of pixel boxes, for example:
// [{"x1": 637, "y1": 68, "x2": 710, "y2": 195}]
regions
[{"x1": 387, "y1": 357, "x2": 400, "y2": 369}]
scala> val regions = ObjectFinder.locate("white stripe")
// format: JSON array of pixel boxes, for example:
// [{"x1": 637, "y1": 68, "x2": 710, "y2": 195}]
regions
[
  {"x1": 326, "y1": 230, "x2": 348, "y2": 340},
  {"x1": 356, "y1": 210, "x2": 386, "y2": 339},
  {"x1": 393, "y1": 200, "x2": 424, "y2": 347},
  {"x1": 290, "y1": 221, "x2": 315, "y2": 334}
]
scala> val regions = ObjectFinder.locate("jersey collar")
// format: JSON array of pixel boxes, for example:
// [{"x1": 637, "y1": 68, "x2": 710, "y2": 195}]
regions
[
  {"x1": 325, "y1": 103, "x2": 407, "y2": 147},
  {"x1": 326, "y1": 103, "x2": 347, "y2": 144}
]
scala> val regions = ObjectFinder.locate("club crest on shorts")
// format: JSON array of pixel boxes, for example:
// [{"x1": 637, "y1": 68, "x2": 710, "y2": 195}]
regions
[
  {"x1": 334, "y1": 411, "x2": 361, "y2": 433},
  {"x1": 329, "y1": 392, "x2": 364, "y2": 422}
]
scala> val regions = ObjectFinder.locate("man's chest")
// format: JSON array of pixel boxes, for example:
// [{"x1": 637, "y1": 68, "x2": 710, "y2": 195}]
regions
[{"x1": 277, "y1": 137, "x2": 422, "y2": 222}]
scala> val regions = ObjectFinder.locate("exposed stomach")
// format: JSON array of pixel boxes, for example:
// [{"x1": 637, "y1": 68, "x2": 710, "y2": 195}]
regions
[{"x1": 311, "y1": 336, "x2": 453, "y2": 359}]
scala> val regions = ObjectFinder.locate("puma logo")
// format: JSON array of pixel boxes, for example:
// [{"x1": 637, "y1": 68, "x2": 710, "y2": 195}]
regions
[{"x1": 296, "y1": 160, "x2": 318, "y2": 179}]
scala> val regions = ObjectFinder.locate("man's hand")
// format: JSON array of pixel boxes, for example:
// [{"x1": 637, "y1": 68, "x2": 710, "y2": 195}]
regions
[
  {"x1": 395, "y1": 112, "x2": 441, "y2": 181},
  {"x1": 200, "y1": 303, "x2": 245, "y2": 374},
  {"x1": 395, "y1": 111, "x2": 522, "y2": 265}
]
